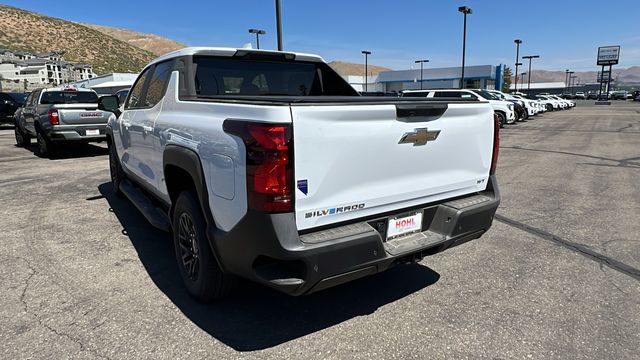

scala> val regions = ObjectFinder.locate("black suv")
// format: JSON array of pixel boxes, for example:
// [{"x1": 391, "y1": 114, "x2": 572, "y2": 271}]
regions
[{"x1": 0, "y1": 92, "x2": 28, "y2": 125}]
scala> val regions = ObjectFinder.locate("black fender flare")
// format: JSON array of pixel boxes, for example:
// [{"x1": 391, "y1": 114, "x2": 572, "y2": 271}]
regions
[
  {"x1": 163, "y1": 145, "x2": 227, "y2": 269},
  {"x1": 162, "y1": 145, "x2": 214, "y2": 224}
]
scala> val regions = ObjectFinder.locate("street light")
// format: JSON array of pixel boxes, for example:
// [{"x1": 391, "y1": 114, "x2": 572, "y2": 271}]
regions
[
  {"x1": 570, "y1": 75, "x2": 577, "y2": 94},
  {"x1": 415, "y1": 59, "x2": 429, "y2": 90},
  {"x1": 458, "y1": 6, "x2": 472, "y2": 89},
  {"x1": 565, "y1": 69, "x2": 570, "y2": 94},
  {"x1": 362, "y1": 50, "x2": 371, "y2": 93},
  {"x1": 248, "y1": 28, "x2": 266, "y2": 49},
  {"x1": 522, "y1": 55, "x2": 540, "y2": 96},
  {"x1": 513, "y1": 39, "x2": 523, "y2": 93}
]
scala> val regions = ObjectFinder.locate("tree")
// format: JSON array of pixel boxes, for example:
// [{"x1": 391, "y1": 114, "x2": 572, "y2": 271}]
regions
[{"x1": 502, "y1": 66, "x2": 512, "y2": 93}]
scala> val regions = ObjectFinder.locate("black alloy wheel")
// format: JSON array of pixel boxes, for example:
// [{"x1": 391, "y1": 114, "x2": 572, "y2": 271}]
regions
[{"x1": 177, "y1": 212, "x2": 200, "y2": 281}]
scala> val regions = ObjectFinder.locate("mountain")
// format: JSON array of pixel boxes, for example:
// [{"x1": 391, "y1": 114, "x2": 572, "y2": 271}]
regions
[
  {"x1": 0, "y1": 5, "x2": 155, "y2": 74},
  {"x1": 525, "y1": 67, "x2": 640, "y2": 85},
  {"x1": 329, "y1": 61, "x2": 391, "y2": 76},
  {"x1": 83, "y1": 24, "x2": 185, "y2": 56}
]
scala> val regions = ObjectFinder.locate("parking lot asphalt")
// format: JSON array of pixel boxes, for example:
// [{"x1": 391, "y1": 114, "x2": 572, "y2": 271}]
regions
[{"x1": 0, "y1": 100, "x2": 639, "y2": 359}]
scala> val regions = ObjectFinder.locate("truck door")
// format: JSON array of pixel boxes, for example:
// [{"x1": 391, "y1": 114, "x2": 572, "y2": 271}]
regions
[
  {"x1": 118, "y1": 67, "x2": 152, "y2": 180},
  {"x1": 126, "y1": 60, "x2": 173, "y2": 191}
]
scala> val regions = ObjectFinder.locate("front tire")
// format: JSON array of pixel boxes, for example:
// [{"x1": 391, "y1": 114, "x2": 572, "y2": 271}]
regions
[
  {"x1": 14, "y1": 123, "x2": 31, "y2": 148},
  {"x1": 172, "y1": 190, "x2": 234, "y2": 302},
  {"x1": 496, "y1": 112, "x2": 506, "y2": 127},
  {"x1": 109, "y1": 143, "x2": 125, "y2": 197}
]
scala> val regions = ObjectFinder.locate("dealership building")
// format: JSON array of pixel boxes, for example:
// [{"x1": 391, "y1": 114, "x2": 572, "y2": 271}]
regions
[{"x1": 344, "y1": 64, "x2": 505, "y2": 93}]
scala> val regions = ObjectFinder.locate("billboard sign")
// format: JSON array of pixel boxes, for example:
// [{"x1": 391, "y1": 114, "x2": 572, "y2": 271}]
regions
[{"x1": 597, "y1": 46, "x2": 620, "y2": 66}]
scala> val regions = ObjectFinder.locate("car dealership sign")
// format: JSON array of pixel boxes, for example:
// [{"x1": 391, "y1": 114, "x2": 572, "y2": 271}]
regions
[{"x1": 597, "y1": 46, "x2": 620, "y2": 66}]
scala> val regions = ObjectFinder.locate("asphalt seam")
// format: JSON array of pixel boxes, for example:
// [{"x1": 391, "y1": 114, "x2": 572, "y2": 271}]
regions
[
  {"x1": 15, "y1": 256, "x2": 113, "y2": 360},
  {"x1": 495, "y1": 214, "x2": 640, "y2": 282}
]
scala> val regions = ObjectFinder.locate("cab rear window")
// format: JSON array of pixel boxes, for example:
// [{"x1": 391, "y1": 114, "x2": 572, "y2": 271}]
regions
[
  {"x1": 192, "y1": 56, "x2": 358, "y2": 97},
  {"x1": 40, "y1": 91, "x2": 99, "y2": 104}
]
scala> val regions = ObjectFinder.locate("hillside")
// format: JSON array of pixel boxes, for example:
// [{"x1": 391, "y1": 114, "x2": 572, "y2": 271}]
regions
[
  {"x1": 83, "y1": 24, "x2": 185, "y2": 56},
  {"x1": 0, "y1": 5, "x2": 155, "y2": 74},
  {"x1": 527, "y1": 67, "x2": 640, "y2": 84},
  {"x1": 329, "y1": 61, "x2": 391, "y2": 76}
]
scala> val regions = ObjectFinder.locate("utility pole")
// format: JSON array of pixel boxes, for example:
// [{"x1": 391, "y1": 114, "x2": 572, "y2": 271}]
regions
[
  {"x1": 458, "y1": 6, "x2": 472, "y2": 89},
  {"x1": 275, "y1": 0, "x2": 283, "y2": 50}
]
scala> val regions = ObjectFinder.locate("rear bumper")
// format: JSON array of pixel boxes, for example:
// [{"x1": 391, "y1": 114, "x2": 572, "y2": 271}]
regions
[
  {"x1": 207, "y1": 175, "x2": 501, "y2": 296},
  {"x1": 49, "y1": 124, "x2": 107, "y2": 141}
]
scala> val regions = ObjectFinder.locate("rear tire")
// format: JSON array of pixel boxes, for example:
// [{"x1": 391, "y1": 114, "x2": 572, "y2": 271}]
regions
[
  {"x1": 14, "y1": 123, "x2": 31, "y2": 148},
  {"x1": 35, "y1": 128, "x2": 56, "y2": 158},
  {"x1": 172, "y1": 190, "x2": 234, "y2": 302}
]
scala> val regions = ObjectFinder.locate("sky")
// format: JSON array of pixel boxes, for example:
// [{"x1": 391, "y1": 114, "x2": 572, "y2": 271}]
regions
[{"x1": 5, "y1": 0, "x2": 640, "y2": 71}]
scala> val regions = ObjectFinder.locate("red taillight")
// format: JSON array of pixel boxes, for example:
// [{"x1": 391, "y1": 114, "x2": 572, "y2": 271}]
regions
[
  {"x1": 48, "y1": 109, "x2": 59, "y2": 125},
  {"x1": 224, "y1": 121, "x2": 293, "y2": 213},
  {"x1": 490, "y1": 113, "x2": 500, "y2": 175}
]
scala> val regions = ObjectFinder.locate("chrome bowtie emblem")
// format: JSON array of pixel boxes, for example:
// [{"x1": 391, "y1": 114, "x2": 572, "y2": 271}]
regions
[{"x1": 398, "y1": 128, "x2": 440, "y2": 146}]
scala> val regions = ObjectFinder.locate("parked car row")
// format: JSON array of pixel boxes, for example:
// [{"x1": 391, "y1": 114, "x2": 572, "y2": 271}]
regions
[
  {"x1": 400, "y1": 88, "x2": 574, "y2": 127},
  {"x1": 566, "y1": 90, "x2": 637, "y2": 100}
]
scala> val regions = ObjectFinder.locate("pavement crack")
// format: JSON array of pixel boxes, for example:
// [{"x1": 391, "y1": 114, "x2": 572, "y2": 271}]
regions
[
  {"x1": 15, "y1": 256, "x2": 112, "y2": 360},
  {"x1": 495, "y1": 214, "x2": 640, "y2": 282}
]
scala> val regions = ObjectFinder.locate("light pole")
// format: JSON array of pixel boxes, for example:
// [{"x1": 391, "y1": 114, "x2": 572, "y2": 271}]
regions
[
  {"x1": 415, "y1": 59, "x2": 429, "y2": 90},
  {"x1": 362, "y1": 50, "x2": 371, "y2": 93},
  {"x1": 248, "y1": 29, "x2": 266, "y2": 49},
  {"x1": 458, "y1": 6, "x2": 472, "y2": 89},
  {"x1": 275, "y1": 0, "x2": 283, "y2": 50},
  {"x1": 565, "y1": 69, "x2": 570, "y2": 94},
  {"x1": 570, "y1": 75, "x2": 577, "y2": 94},
  {"x1": 522, "y1": 55, "x2": 540, "y2": 96},
  {"x1": 513, "y1": 39, "x2": 523, "y2": 93}
]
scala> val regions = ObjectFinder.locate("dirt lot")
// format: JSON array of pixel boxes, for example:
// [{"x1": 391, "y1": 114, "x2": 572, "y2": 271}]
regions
[{"x1": 1, "y1": 101, "x2": 639, "y2": 359}]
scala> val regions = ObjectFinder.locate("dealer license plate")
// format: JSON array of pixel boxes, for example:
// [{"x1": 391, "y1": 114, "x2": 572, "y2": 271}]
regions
[
  {"x1": 386, "y1": 211, "x2": 423, "y2": 240},
  {"x1": 86, "y1": 129, "x2": 100, "y2": 136}
]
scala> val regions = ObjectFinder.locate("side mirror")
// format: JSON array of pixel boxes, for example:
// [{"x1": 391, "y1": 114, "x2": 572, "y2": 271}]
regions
[
  {"x1": 98, "y1": 95, "x2": 119, "y2": 111},
  {"x1": 98, "y1": 95, "x2": 121, "y2": 117}
]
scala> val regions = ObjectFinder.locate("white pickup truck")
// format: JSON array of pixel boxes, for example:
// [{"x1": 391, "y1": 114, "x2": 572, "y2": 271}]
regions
[{"x1": 101, "y1": 47, "x2": 501, "y2": 301}]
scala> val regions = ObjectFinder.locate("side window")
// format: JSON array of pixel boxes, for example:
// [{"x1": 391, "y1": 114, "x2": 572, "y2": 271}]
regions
[
  {"x1": 126, "y1": 67, "x2": 153, "y2": 109},
  {"x1": 434, "y1": 91, "x2": 460, "y2": 98},
  {"x1": 29, "y1": 91, "x2": 41, "y2": 106},
  {"x1": 144, "y1": 61, "x2": 173, "y2": 108}
]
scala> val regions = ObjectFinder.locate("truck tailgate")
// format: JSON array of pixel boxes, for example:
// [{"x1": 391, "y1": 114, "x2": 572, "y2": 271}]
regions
[
  {"x1": 54, "y1": 103, "x2": 109, "y2": 125},
  {"x1": 291, "y1": 101, "x2": 494, "y2": 230}
]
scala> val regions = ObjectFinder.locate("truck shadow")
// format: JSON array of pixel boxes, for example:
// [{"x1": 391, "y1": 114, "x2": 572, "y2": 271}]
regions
[
  {"x1": 23, "y1": 141, "x2": 108, "y2": 159},
  {"x1": 98, "y1": 183, "x2": 441, "y2": 351}
]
